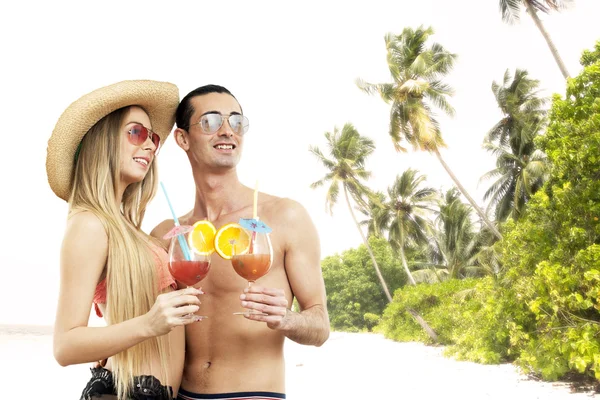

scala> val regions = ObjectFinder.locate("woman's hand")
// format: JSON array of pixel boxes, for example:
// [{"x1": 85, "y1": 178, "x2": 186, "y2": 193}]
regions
[{"x1": 143, "y1": 287, "x2": 203, "y2": 337}]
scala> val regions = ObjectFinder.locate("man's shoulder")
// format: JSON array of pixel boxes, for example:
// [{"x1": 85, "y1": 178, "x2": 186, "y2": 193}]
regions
[
  {"x1": 149, "y1": 210, "x2": 192, "y2": 240},
  {"x1": 264, "y1": 196, "x2": 310, "y2": 224},
  {"x1": 149, "y1": 218, "x2": 175, "y2": 239}
]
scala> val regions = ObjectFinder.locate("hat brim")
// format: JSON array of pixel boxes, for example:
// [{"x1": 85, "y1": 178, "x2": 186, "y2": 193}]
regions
[{"x1": 46, "y1": 80, "x2": 179, "y2": 201}]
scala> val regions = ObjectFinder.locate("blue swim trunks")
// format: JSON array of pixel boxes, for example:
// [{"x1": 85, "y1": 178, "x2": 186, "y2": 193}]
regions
[{"x1": 177, "y1": 388, "x2": 286, "y2": 399}]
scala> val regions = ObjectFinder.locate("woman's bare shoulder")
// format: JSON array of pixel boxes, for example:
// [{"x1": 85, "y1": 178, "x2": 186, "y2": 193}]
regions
[{"x1": 63, "y1": 210, "x2": 108, "y2": 251}]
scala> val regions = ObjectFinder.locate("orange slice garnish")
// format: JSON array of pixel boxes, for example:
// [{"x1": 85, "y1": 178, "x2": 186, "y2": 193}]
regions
[
  {"x1": 188, "y1": 220, "x2": 217, "y2": 255},
  {"x1": 214, "y1": 223, "x2": 251, "y2": 260}
]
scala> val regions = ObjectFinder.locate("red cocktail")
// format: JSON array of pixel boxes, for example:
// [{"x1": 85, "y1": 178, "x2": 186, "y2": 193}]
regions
[
  {"x1": 169, "y1": 260, "x2": 210, "y2": 287},
  {"x1": 165, "y1": 224, "x2": 212, "y2": 319}
]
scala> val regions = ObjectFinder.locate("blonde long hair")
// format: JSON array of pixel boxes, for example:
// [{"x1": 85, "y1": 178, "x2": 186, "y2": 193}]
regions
[{"x1": 69, "y1": 106, "x2": 169, "y2": 399}]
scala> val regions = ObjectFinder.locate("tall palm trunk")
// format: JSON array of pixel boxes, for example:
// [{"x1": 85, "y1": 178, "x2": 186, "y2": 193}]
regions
[
  {"x1": 433, "y1": 149, "x2": 503, "y2": 240},
  {"x1": 406, "y1": 308, "x2": 439, "y2": 342},
  {"x1": 398, "y1": 245, "x2": 417, "y2": 286},
  {"x1": 344, "y1": 186, "x2": 439, "y2": 342},
  {"x1": 524, "y1": 2, "x2": 570, "y2": 79},
  {"x1": 343, "y1": 186, "x2": 393, "y2": 302}
]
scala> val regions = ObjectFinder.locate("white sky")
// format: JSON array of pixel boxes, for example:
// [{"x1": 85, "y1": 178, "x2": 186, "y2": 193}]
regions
[{"x1": 1, "y1": 1, "x2": 599, "y2": 325}]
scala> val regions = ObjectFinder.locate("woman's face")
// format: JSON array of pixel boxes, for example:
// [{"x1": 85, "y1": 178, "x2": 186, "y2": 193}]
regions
[{"x1": 119, "y1": 106, "x2": 157, "y2": 186}]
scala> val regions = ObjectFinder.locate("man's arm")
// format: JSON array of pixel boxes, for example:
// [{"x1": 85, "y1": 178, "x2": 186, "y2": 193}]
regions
[
  {"x1": 149, "y1": 218, "x2": 176, "y2": 250},
  {"x1": 241, "y1": 199, "x2": 330, "y2": 346}
]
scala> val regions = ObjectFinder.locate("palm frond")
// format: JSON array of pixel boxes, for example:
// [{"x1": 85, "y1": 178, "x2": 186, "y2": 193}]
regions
[
  {"x1": 355, "y1": 79, "x2": 396, "y2": 103},
  {"x1": 358, "y1": 26, "x2": 455, "y2": 154},
  {"x1": 454, "y1": 288, "x2": 476, "y2": 302},
  {"x1": 499, "y1": 0, "x2": 523, "y2": 24},
  {"x1": 412, "y1": 268, "x2": 448, "y2": 283},
  {"x1": 325, "y1": 180, "x2": 340, "y2": 215},
  {"x1": 310, "y1": 124, "x2": 377, "y2": 219},
  {"x1": 309, "y1": 146, "x2": 336, "y2": 170}
]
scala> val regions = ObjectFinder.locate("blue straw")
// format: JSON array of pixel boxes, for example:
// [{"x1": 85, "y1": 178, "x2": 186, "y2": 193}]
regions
[{"x1": 160, "y1": 182, "x2": 192, "y2": 261}]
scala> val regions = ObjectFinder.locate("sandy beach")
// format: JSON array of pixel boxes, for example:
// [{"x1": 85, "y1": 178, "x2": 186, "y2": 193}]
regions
[{"x1": 1, "y1": 327, "x2": 597, "y2": 399}]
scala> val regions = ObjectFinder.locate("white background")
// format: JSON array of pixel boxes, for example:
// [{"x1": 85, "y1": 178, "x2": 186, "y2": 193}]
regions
[{"x1": 1, "y1": 0, "x2": 599, "y2": 325}]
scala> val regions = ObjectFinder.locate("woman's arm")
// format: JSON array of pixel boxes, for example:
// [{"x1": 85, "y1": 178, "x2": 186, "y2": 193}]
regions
[{"x1": 53, "y1": 211, "x2": 201, "y2": 366}]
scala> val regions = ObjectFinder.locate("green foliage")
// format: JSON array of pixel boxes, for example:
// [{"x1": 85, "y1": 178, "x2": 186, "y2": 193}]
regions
[
  {"x1": 375, "y1": 43, "x2": 600, "y2": 382},
  {"x1": 356, "y1": 26, "x2": 456, "y2": 152},
  {"x1": 322, "y1": 236, "x2": 407, "y2": 332},
  {"x1": 444, "y1": 275, "x2": 527, "y2": 364},
  {"x1": 498, "y1": 1, "x2": 571, "y2": 26},
  {"x1": 489, "y1": 41, "x2": 600, "y2": 381},
  {"x1": 363, "y1": 313, "x2": 381, "y2": 332},
  {"x1": 372, "y1": 168, "x2": 437, "y2": 253},
  {"x1": 379, "y1": 278, "x2": 481, "y2": 344},
  {"x1": 428, "y1": 189, "x2": 487, "y2": 280},
  {"x1": 482, "y1": 68, "x2": 549, "y2": 221},
  {"x1": 319, "y1": 43, "x2": 600, "y2": 384},
  {"x1": 361, "y1": 168, "x2": 438, "y2": 285},
  {"x1": 310, "y1": 123, "x2": 375, "y2": 213}
]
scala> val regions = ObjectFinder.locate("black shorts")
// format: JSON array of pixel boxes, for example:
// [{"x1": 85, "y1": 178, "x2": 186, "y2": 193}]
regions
[{"x1": 80, "y1": 366, "x2": 173, "y2": 399}]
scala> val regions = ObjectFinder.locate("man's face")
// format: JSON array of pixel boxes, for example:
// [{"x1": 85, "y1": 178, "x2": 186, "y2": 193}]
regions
[{"x1": 186, "y1": 92, "x2": 245, "y2": 170}]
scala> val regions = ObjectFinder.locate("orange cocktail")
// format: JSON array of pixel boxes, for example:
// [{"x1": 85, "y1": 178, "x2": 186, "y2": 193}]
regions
[{"x1": 231, "y1": 253, "x2": 272, "y2": 282}]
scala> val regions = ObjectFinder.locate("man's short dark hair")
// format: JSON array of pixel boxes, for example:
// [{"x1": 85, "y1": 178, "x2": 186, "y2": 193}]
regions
[{"x1": 176, "y1": 84, "x2": 240, "y2": 131}]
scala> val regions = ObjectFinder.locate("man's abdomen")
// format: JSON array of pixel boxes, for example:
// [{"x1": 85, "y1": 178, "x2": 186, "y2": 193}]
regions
[{"x1": 182, "y1": 319, "x2": 286, "y2": 393}]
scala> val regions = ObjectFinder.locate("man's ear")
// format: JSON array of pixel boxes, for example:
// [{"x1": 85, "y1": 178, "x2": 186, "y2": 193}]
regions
[{"x1": 174, "y1": 128, "x2": 190, "y2": 151}]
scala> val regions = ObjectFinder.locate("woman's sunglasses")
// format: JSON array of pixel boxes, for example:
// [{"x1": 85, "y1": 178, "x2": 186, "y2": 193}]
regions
[{"x1": 128, "y1": 124, "x2": 161, "y2": 153}]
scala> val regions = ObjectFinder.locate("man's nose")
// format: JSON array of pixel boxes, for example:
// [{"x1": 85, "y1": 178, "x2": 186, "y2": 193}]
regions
[{"x1": 218, "y1": 120, "x2": 235, "y2": 137}]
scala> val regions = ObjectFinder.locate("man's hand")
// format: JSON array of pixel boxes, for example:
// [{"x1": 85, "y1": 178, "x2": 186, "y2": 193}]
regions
[{"x1": 240, "y1": 285, "x2": 290, "y2": 329}]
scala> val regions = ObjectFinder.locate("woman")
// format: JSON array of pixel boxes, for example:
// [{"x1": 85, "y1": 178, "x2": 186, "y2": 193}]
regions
[{"x1": 46, "y1": 80, "x2": 202, "y2": 399}]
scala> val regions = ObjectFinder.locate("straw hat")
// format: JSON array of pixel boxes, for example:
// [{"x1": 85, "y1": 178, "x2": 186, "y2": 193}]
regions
[{"x1": 46, "y1": 80, "x2": 179, "y2": 201}]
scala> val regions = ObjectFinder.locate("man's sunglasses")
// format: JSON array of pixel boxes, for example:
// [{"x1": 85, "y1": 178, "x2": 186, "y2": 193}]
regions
[
  {"x1": 192, "y1": 113, "x2": 249, "y2": 135},
  {"x1": 128, "y1": 124, "x2": 161, "y2": 153}
]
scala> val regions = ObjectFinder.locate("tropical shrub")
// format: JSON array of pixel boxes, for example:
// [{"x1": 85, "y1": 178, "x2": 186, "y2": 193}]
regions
[
  {"x1": 379, "y1": 278, "x2": 480, "y2": 344},
  {"x1": 322, "y1": 236, "x2": 407, "y2": 332},
  {"x1": 378, "y1": 43, "x2": 600, "y2": 381},
  {"x1": 493, "y1": 42, "x2": 600, "y2": 380}
]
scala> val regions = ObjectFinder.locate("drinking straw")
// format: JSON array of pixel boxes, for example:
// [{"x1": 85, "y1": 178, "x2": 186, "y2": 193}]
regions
[
  {"x1": 253, "y1": 180, "x2": 258, "y2": 219},
  {"x1": 160, "y1": 182, "x2": 192, "y2": 261},
  {"x1": 250, "y1": 181, "x2": 258, "y2": 252}
]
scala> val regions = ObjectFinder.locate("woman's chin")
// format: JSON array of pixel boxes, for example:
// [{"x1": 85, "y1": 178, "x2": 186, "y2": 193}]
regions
[{"x1": 122, "y1": 173, "x2": 148, "y2": 187}]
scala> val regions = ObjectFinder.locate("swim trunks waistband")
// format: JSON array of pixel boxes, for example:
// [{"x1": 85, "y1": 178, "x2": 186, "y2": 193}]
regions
[{"x1": 177, "y1": 388, "x2": 286, "y2": 399}]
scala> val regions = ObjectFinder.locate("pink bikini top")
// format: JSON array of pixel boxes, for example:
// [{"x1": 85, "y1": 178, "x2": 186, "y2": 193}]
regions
[{"x1": 93, "y1": 241, "x2": 177, "y2": 318}]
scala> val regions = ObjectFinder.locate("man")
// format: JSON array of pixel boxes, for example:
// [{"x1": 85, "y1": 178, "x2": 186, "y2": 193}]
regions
[{"x1": 151, "y1": 85, "x2": 330, "y2": 399}]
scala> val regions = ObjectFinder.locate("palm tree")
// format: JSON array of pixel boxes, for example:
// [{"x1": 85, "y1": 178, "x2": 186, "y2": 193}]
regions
[
  {"x1": 481, "y1": 139, "x2": 549, "y2": 221},
  {"x1": 356, "y1": 26, "x2": 502, "y2": 240},
  {"x1": 359, "y1": 191, "x2": 390, "y2": 238},
  {"x1": 473, "y1": 228, "x2": 504, "y2": 277},
  {"x1": 486, "y1": 68, "x2": 547, "y2": 153},
  {"x1": 498, "y1": 0, "x2": 572, "y2": 79},
  {"x1": 385, "y1": 169, "x2": 438, "y2": 286},
  {"x1": 432, "y1": 189, "x2": 485, "y2": 279},
  {"x1": 311, "y1": 126, "x2": 440, "y2": 342},
  {"x1": 358, "y1": 171, "x2": 437, "y2": 285},
  {"x1": 309, "y1": 123, "x2": 393, "y2": 303},
  {"x1": 413, "y1": 189, "x2": 488, "y2": 282},
  {"x1": 482, "y1": 69, "x2": 549, "y2": 220}
]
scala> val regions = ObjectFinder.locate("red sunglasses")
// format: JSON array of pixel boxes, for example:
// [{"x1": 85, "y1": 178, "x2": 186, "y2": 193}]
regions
[{"x1": 128, "y1": 124, "x2": 161, "y2": 153}]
